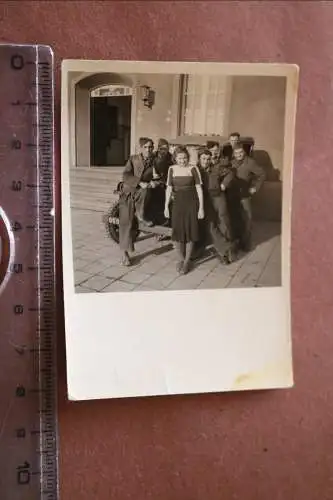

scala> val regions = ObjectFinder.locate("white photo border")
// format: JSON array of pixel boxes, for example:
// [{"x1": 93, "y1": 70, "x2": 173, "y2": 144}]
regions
[{"x1": 61, "y1": 60, "x2": 298, "y2": 401}]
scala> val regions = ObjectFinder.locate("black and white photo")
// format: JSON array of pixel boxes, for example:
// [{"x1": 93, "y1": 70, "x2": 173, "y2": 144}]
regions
[
  {"x1": 61, "y1": 60, "x2": 298, "y2": 400},
  {"x1": 66, "y1": 66, "x2": 287, "y2": 293}
]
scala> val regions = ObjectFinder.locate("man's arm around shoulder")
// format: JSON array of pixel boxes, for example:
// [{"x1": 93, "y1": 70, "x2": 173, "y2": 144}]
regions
[{"x1": 248, "y1": 157, "x2": 266, "y2": 192}]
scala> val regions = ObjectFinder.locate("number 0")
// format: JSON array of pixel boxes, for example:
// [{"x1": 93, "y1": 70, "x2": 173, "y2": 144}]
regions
[
  {"x1": 11, "y1": 181, "x2": 22, "y2": 191},
  {"x1": 11, "y1": 54, "x2": 24, "y2": 70}
]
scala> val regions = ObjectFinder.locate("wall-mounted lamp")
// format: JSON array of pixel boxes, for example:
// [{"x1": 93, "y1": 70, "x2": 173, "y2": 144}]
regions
[{"x1": 140, "y1": 85, "x2": 155, "y2": 110}]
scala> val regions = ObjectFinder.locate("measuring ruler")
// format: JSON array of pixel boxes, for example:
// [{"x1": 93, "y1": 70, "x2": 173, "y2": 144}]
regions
[{"x1": 0, "y1": 45, "x2": 58, "y2": 499}]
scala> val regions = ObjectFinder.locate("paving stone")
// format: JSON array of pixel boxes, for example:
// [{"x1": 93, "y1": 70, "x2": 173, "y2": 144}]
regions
[
  {"x1": 198, "y1": 273, "x2": 232, "y2": 290},
  {"x1": 74, "y1": 248, "x2": 98, "y2": 260},
  {"x1": 137, "y1": 258, "x2": 170, "y2": 274},
  {"x1": 166, "y1": 271, "x2": 208, "y2": 290},
  {"x1": 228, "y1": 236, "x2": 278, "y2": 288},
  {"x1": 74, "y1": 270, "x2": 92, "y2": 286},
  {"x1": 121, "y1": 270, "x2": 152, "y2": 285},
  {"x1": 257, "y1": 239, "x2": 281, "y2": 287},
  {"x1": 73, "y1": 242, "x2": 85, "y2": 250},
  {"x1": 81, "y1": 275, "x2": 114, "y2": 292},
  {"x1": 142, "y1": 273, "x2": 177, "y2": 290},
  {"x1": 74, "y1": 258, "x2": 92, "y2": 271},
  {"x1": 134, "y1": 283, "x2": 164, "y2": 292},
  {"x1": 98, "y1": 265, "x2": 131, "y2": 279},
  {"x1": 82, "y1": 260, "x2": 113, "y2": 275},
  {"x1": 103, "y1": 280, "x2": 136, "y2": 293},
  {"x1": 75, "y1": 285, "x2": 95, "y2": 294},
  {"x1": 71, "y1": 208, "x2": 282, "y2": 292}
]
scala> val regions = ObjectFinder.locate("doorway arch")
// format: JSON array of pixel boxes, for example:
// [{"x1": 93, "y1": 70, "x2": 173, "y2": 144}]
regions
[{"x1": 74, "y1": 73, "x2": 137, "y2": 167}]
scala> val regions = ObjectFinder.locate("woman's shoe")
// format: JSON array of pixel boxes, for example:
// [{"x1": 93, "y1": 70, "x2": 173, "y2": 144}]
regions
[
  {"x1": 182, "y1": 261, "x2": 191, "y2": 275},
  {"x1": 176, "y1": 261, "x2": 184, "y2": 273},
  {"x1": 121, "y1": 252, "x2": 131, "y2": 267},
  {"x1": 224, "y1": 248, "x2": 235, "y2": 264}
]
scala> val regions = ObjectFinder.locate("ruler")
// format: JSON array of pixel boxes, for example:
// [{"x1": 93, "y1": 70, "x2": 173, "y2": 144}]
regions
[{"x1": 0, "y1": 45, "x2": 58, "y2": 499}]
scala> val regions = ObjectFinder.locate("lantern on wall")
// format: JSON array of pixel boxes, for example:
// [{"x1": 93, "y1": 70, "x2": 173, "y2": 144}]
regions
[{"x1": 140, "y1": 85, "x2": 155, "y2": 110}]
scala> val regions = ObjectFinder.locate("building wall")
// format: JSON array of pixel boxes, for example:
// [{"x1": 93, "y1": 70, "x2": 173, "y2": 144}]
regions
[
  {"x1": 228, "y1": 76, "x2": 286, "y2": 179},
  {"x1": 132, "y1": 74, "x2": 177, "y2": 152},
  {"x1": 75, "y1": 85, "x2": 90, "y2": 167},
  {"x1": 74, "y1": 73, "x2": 286, "y2": 177},
  {"x1": 74, "y1": 73, "x2": 178, "y2": 165}
]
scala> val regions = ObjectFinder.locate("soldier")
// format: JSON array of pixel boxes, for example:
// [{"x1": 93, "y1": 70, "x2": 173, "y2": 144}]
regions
[
  {"x1": 199, "y1": 143, "x2": 236, "y2": 263},
  {"x1": 221, "y1": 132, "x2": 241, "y2": 161},
  {"x1": 152, "y1": 139, "x2": 174, "y2": 240},
  {"x1": 118, "y1": 137, "x2": 158, "y2": 266},
  {"x1": 229, "y1": 144, "x2": 266, "y2": 252},
  {"x1": 153, "y1": 138, "x2": 173, "y2": 183}
]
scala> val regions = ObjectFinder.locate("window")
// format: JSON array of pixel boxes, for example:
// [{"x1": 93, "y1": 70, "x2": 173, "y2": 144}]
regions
[{"x1": 181, "y1": 75, "x2": 230, "y2": 136}]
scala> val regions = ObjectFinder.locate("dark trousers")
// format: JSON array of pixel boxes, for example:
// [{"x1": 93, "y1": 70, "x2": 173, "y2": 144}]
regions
[
  {"x1": 239, "y1": 197, "x2": 252, "y2": 249},
  {"x1": 227, "y1": 193, "x2": 252, "y2": 250},
  {"x1": 208, "y1": 194, "x2": 234, "y2": 258},
  {"x1": 119, "y1": 188, "x2": 149, "y2": 252}
]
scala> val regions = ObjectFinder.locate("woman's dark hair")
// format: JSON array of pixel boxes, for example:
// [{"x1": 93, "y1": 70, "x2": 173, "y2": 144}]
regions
[
  {"x1": 229, "y1": 132, "x2": 240, "y2": 139},
  {"x1": 173, "y1": 145, "x2": 190, "y2": 162},
  {"x1": 139, "y1": 137, "x2": 153, "y2": 148},
  {"x1": 206, "y1": 141, "x2": 220, "y2": 149}
]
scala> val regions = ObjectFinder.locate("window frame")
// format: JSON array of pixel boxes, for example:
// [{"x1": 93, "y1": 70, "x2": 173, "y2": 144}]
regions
[{"x1": 179, "y1": 74, "x2": 232, "y2": 137}]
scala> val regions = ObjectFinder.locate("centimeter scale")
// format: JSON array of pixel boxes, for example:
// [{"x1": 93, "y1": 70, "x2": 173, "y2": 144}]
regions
[{"x1": 0, "y1": 45, "x2": 58, "y2": 499}]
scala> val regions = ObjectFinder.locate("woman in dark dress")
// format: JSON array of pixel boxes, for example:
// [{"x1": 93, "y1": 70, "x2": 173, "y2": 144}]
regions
[{"x1": 164, "y1": 146, "x2": 204, "y2": 275}]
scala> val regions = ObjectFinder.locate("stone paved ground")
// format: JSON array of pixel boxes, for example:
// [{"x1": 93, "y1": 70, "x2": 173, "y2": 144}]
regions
[{"x1": 71, "y1": 209, "x2": 281, "y2": 293}]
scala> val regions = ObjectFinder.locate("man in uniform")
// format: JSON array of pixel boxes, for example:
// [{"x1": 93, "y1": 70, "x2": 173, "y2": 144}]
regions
[
  {"x1": 221, "y1": 132, "x2": 241, "y2": 161},
  {"x1": 229, "y1": 144, "x2": 266, "y2": 252},
  {"x1": 153, "y1": 138, "x2": 173, "y2": 183},
  {"x1": 119, "y1": 137, "x2": 159, "y2": 266},
  {"x1": 198, "y1": 142, "x2": 236, "y2": 263},
  {"x1": 152, "y1": 138, "x2": 174, "y2": 239}
]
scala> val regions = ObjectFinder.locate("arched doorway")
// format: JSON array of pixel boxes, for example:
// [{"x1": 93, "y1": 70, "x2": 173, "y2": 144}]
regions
[
  {"x1": 90, "y1": 84, "x2": 133, "y2": 166},
  {"x1": 74, "y1": 73, "x2": 135, "y2": 168}
]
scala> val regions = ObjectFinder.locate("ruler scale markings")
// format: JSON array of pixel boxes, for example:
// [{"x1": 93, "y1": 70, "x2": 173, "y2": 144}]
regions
[{"x1": 0, "y1": 45, "x2": 58, "y2": 500}]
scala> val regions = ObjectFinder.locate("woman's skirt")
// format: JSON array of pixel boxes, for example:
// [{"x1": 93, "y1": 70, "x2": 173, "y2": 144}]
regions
[{"x1": 171, "y1": 188, "x2": 199, "y2": 243}]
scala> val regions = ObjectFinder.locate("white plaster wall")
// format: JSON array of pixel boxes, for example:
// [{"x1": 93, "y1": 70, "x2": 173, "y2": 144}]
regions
[
  {"x1": 228, "y1": 76, "x2": 286, "y2": 177},
  {"x1": 133, "y1": 74, "x2": 176, "y2": 152}
]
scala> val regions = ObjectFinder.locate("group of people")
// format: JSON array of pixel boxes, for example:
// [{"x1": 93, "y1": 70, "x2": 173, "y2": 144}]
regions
[{"x1": 118, "y1": 133, "x2": 266, "y2": 273}]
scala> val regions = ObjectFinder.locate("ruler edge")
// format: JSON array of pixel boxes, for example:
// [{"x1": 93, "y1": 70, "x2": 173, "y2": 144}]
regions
[
  {"x1": 35, "y1": 43, "x2": 59, "y2": 500},
  {"x1": 0, "y1": 43, "x2": 59, "y2": 499}
]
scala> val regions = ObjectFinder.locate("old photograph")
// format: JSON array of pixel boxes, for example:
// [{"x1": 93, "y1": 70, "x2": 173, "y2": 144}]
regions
[
  {"x1": 66, "y1": 64, "x2": 287, "y2": 294},
  {"x1": 61, "y1": 61, "x2": 297, "y2": 400}
]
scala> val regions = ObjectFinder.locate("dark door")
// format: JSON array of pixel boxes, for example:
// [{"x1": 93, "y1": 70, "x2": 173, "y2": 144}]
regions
[
  {"x1": 90, "y1": 97, "x2": 118, "y2": 166},
  {"x1": 90, "y1": 95, "x2": 131, "y2": 167}
]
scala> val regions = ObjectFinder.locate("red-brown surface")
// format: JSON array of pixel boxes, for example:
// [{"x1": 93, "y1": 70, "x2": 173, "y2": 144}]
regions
[{"x1": 0, "y1": 1, "x2": 332, "y2": 499}]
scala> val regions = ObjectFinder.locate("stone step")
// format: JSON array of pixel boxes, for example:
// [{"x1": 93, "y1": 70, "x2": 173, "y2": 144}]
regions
[
  {"x1": 71, "y1": 192, "x2": 117, "y2": 204},
  {"x1": 70, "y1": 177, "x2": 120, "y2": 185},
  {"x1": 70, "y1": 180, "x2": 120, "y2": 189},
  {"x1": 70, "y1": 167, "x2": 123, "y2": 179},
  {"x1": 71, "y1": 190, "x2": 117, "y2": 198},
  {"x1": 71, "y1": 185, "x2": 119, "y2": 196},
  {"x1": 71, "y1": 200, "x2": 115, "y2": 213},
  {"x1": 71, "y1": 195, "x2": 117, "y2": 205},
  {"x1": 70, "y1": 176, "x2": 121, "y2": 184}
]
